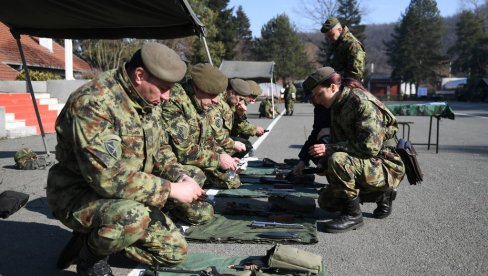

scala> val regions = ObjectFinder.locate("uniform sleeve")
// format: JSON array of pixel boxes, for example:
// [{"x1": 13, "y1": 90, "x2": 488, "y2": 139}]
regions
[
  {"x1": 232, "y1": 114, "x2": 257, "y2": 137},
  {"x1": 347, "y1": 41, "x2": 366, "y2": 81},
  {"x1": 152, "y1": 128, "x2": 189, "y2": 182},
  {"x1": 71, "y1": 97, "x2": 171, "y2": 209},
  {"x1": 162, "y1": 95, "x2": 220, "y2": 170},
  {"x1": 328, "y1": 101, "x2": 385, "y2": 158},
  {"x1": 298, "y1": 106, "x2": 331, "y2": 162}
]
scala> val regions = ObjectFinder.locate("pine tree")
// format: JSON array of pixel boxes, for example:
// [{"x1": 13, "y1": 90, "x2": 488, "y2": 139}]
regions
[
  {"x1": 448, "y1": 10, "x2": 488, "y2": 78},
  {"x1": 337, "y1": 0, "x2": 366, "y2": 43},
  {"x1": 385, "y1": 0, "x2": 448, "y2": 93},
  {"x1": 253, "y1": 14, "x2": 312, "y2": 80},
  {"x1": 209, "y1": 0, "x2": 238, "y2": 61},
  {"x1": 233, "y1": 6, "x2": 254, "y2": 60}
]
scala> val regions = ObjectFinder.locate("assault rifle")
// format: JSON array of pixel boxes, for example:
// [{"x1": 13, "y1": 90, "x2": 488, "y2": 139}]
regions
[
  {"x1": 250, "y1": 220, "x2": 304, "y2": 229},
  {"x1": 145, "y1": 265, "x2": 236, "y2": 276}
]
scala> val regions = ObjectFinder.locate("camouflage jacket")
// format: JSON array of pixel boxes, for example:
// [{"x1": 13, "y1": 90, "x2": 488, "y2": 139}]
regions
[
  {"x1": 206, "y1": 95, "x2": 236, "y2": 154},
  {"x1": 161, "y1": 82, "x2": 220, "y2": 170},
  {"x1": 47, "y1": 66, "x2": 186, "y2": 216},
  {"x1": 284, "y1": 83, "x2": 296, "y2": 101},
  {"x1": 326, "y1": 26, "x2": 365, "y2": 81},
  {"x1": 232, "y1": 113, "x2": 257, "y2": 138},
  {"x1": 328, "y1": 87, "x2": 400, "y2": 159}
]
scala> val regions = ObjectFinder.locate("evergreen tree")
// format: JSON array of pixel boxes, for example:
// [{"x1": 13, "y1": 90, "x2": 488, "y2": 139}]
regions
[
  {"x1": 253, "y1": 14, "x2": 312, "y2": 80},
  {"x1": 209, "y1": 0, "x2": 238, "y2": 61},
  {"x1": 337, "y1": 0, "x2": 366, "y2": 43},
  {"x1": 385, "y1": 0, "x2": 448, "y2": 93},
  {"x1": 233, "y1": 6, "x2": 254, "y2": 60},
  {"x1": 448, "y1": 10, "x2": 488, "y2": 78}
]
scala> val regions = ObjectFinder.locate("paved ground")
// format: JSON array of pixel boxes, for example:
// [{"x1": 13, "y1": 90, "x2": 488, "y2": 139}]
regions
[{"x1": 0, "y1": 101, "x2": 487, "y2": 276}]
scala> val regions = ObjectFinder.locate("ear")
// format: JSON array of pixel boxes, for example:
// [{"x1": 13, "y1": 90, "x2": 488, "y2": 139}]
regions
[
  {"x1": 330, "y1": 83, "x2": 339, "y2": 93},
  {"x1": 132, "y1": 67, "x2": 146, "y2": 85}
]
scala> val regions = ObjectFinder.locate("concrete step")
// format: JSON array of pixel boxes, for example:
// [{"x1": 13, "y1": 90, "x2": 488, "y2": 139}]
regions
[
  {"x1": 6, "y1": 119, "x2": 26, "y2": 129},
  {"x1": 39, "y1": 98, "x2": 59, "y2": 105},
  {"x1": 5, "y1": 113, "x2": 15, "y2": 121},
  {"x1": 6, "y1": 126, "x2": 37, "y2": 138}
]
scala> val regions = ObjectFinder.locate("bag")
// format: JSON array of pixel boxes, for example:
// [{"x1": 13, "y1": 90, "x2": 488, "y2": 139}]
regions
[
  {"x1": 0, "y1": 190, "x2": 30, "y2": 219},
  {"x1": 266, "y1": 244, "x2": 322, "y2": 275},
  {"x1": 396, "y1": 138, "x2": 423, "y2": 185}
]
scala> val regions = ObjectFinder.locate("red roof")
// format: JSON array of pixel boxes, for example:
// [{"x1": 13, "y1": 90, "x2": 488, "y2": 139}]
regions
[{"x1": 0, "y1": 22, "x2": 91, "y2": 80}]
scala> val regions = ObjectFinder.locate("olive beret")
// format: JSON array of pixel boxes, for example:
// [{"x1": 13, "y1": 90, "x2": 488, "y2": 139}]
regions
[
  {"x1": 141, "y1": 42, "x2": 186, "y2": 82},
  {"x1": 246, "y1": 80, "x2": 262, "y2": 97},
  {"x1": 230, "y1": 79, "x2": 251, "y2": 96},
  {"x1": 190, "y1": 63, "x2": 228, "y2": 95},
  {"x1": 321, "y1": 16, "x2": 340, "y2": 33},
  {"x1": 303, "y1": 67, "x2": 336, "y2": 91}
]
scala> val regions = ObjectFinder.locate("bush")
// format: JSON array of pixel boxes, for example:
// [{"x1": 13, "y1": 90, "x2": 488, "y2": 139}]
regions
[{"x1": 16, "y1": 69, "x2": 62, "y2": 81}]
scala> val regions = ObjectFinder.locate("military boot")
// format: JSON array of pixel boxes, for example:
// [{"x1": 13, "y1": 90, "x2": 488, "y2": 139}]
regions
[
  {"x1": 76, "y1": 241, "x2": 113, "y2": 276},
  {"x1": 322, "y1": 197, "x2": 363, "y2": 233},
  {"x1": 373, "y1": 189, "x2": 397, "y2": 219},
  {"x1": 57, "y1": 231, "x2": 86, "y2": 269}
]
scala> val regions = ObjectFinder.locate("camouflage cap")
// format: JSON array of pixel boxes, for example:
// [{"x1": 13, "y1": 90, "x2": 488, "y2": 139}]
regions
[
  {"x1": 190, "y1": 63, "x2": 228, "y2": 95},
  {"x1": 247, "y1": 80, "x2": 262, "y2": 97},
  {"x1": 303, "y1": 67, "x2": 336, "y2": 91},
  {"x1": 229, "y1": 78, "x2": 252, "y2": 96},
  {"x1": 321, "y1": 16, "x2": 340, "y2": 33},
  {"x1": 141, "y1": 42, "x2": 186, "y2": 82},
  {"x1": 14, "y1": 148, "x2": 37, "y2": 169}
]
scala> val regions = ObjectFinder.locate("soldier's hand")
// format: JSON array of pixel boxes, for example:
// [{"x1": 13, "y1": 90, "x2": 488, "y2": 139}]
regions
[
  {"x1": 235, "y1": 102, "x2": 247, "y2": 116},
  {"x1": 255, "y1": 126, "x2": 265, "y2": 136},
  {"x1": 169, "y1": 178, "x2": 204, "y2": 203},
  {"x1": 219, "y1": 153, "x2": 239, "y2": 171},
  {"x1": 308, "y1": 143, "x2": 326, "y2": 158},
  {"x1": 234, "y1": 141, "x2": 247, "y2": 152},
  {"x1": 292, "y1": 160, "x2": 306, "y2": 176}
]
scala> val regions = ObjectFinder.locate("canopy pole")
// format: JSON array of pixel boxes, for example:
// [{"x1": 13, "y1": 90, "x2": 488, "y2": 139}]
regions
[
  {"x1": 200, "y1": 35, "x2": 213, "y2": 65},
  {"x1": 270, "y1": 63, "x2": 275, "y2": 118},
  {"x1": 12, "y1": 31, "x2": 50, "y2": 156}
]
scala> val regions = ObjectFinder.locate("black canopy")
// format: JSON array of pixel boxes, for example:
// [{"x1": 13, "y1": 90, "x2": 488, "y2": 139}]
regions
[{"x1": 0, "y1": 0, "x2": 204, "y2": 39}]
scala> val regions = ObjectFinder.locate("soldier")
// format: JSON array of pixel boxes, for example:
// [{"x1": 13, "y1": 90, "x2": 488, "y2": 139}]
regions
[
  {"x1": 283, "y1": 79, "x2": 296, "y2": 116},
  {"x1": 258, "y1": 97, "x2": 279, "y2": 119},
  {"x1": 321, "y1": 16, "x2": 366, "y2": 82},
  {"x1": 162, "y1": 64, "x2": 241, "y2": 189},
  {"x1": 47, "y1": 43, "x2": 206, "y2": 275},
  {"x1": 303, "y1": 67, "x2": 405, "y2": 233}
]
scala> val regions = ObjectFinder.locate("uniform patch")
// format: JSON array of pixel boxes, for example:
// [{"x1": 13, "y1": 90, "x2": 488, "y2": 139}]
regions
[
  {"x1": 103, "y1": 135, "x2": 122, "y2": 159},
  {"x1": 215, "y1": 116, "x2": 223, "y2": 129}
]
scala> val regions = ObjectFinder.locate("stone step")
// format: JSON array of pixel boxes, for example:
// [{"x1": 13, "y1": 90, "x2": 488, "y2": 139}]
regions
[{"x1": 6, "y1": 126, "x2": 37, "y2": 138}]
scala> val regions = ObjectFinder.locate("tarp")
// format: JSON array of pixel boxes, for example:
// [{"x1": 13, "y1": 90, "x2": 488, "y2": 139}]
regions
[
  {"x1": 219, "y1": 60, "x2": 275, "y2": 82},
  {"x1": 0, "y1": 0, "x2": 204, "y2": 39}
]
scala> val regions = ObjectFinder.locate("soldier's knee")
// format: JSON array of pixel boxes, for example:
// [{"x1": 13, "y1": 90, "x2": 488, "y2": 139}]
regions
[
  {"x1": 153, "y1": 234, "x2": 189, "y2": 267},
  {"x1": 170, "y1": 201, "x2": 214, "y2": 225}
]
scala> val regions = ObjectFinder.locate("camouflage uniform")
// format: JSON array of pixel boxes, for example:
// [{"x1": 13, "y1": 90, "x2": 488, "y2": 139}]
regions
[
  {"x1": 206, "y1": 95, "x2": 236, "y2": 154},
  {"x1": 232, "y1": 112, "x2": 259, "y2": 139},
  {"x1": 284, "y1": 83, "x2": 296, "y2": 115},
  {"x1": 259, "y1": 98, "x2": 278, "y2": 118},
  {"x1": 162, "y1": 82, "x2": 241, "y2": 189},
  {"x1": 325, "y1": 26, "x2": 366, "y2": 81},
  {"x1": 318, "y1": 87, "x2": 405, "y2": 211},
  {"x1": 46, "y1": 66, "x2": 204, "y2": 267}
]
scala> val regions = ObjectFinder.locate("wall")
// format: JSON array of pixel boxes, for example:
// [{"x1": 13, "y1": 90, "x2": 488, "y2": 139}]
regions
[
  {"x1": 0, "y1": 80, "x2": 89, "y2": 103},
  {"x1": 0, "y1": 81, "x2": 47, "y2": 93},
  {"x1": 0, "y1": 106, "x2": 5, "y2": 137}
]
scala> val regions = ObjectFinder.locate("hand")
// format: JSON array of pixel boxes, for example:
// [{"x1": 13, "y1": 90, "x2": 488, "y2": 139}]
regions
[
  {"x1": 292, "y1": 160, "x2": 306, "y2": 176},
  {"x1": 235, "y1": 101, "x2": 247, "y2": 116},
  {"x1": 234, "y1": 141, "x2": 247, "y2": 152},
  {"x1": 219, "y1": 153, "x2": 239, "y2": 171},
  {"x1": 255, "y1": 126, "x2": 265, "y2": 136},
  {"x1": 169, "y1": 177, "x2": 204, "y2": 203},
  {"x1": 308, "y1": 143, "x2": 326, "y2": 158},
  {"x1": 316, "y1": 128, "x2": 330, "y2": 142}
]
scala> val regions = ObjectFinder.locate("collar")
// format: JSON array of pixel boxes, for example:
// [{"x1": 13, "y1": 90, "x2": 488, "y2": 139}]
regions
[
  {"x1": 116, "y1": 64, "x2": 154, "y2": 114},
  {"x1": 330, "y1": 86, "x2": 350, "y2": 109}
]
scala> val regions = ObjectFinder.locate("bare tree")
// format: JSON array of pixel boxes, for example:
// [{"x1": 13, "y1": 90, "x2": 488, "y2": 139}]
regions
[{"x1": 300, "y1": 0, "x2": 338, "y2": 28}]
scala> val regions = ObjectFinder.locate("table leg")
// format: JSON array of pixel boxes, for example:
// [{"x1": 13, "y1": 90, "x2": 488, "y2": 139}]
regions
[
  {"x1": 436, "y1": 116, "x2": 440, "y2": 154},
  {"x1": 427, "y1": 116, "x2": 433, "y2": 150}
]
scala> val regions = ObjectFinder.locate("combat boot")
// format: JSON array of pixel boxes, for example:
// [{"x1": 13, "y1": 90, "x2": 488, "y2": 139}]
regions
[
  {"x1": 373, "y1": 189, "x2": 397, "y2": 219},
  {"x1": 76, "y1": 241, "x2": 113, "y2": 276},
  {"x1": 57, "y1": 231, "x2": 86, "y2": 269},
  {"x1": 322, "y1": 197, "x2": 363, "y2": 233}
]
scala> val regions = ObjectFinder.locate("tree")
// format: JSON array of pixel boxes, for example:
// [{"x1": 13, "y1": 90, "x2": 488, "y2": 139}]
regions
[
  {"x1": 385, "y1": 0, "x2": 448, "y2": 94},
  {"x1": 448, "y1": 10, "x2": 488, "y2": 78},
  {"x1": 337, "y1": 0, "x2": 366, "y2": 43},
  {"x1": 253, "y1": 14, "x2": 312, "y2": 81},
  {"x1": 209, "y1": 0, "x2": 238, "y2": 61},
  {"x1": 233, "y1": 6, "x2": 254, "y2": 60},
  {"x1": 78, "y1": 39, "x2": 144, "y2": 71}
]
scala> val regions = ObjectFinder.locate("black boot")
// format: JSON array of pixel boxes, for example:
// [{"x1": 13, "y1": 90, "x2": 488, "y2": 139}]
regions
[
  {"x1": 373, "y1": 189, "x2": 397, "y2": 219},
  {"x1": 322, "y1": 197, "x2": 364, "y2": 233},
  {"x1": 57, "y1": 231, "x2": 86, "y2": 269},
  {"x1": 76, "y1": 242, "x2": 113, "y2": 276}
]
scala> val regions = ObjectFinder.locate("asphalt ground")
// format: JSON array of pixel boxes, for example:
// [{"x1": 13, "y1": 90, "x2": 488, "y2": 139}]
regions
[{"x1": 0, "y1": 100, "x2": 487, "y2": 276}]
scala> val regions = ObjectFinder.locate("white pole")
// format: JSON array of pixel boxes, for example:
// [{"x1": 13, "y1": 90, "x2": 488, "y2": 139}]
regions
[{"x1": 64, "y1": 39, "x2": 74, "y2": 80}]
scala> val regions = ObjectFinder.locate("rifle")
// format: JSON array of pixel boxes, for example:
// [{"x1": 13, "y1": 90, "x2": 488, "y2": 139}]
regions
[
  {"x1": 145, "y1": 265, "x2": 236, "y2": 276},
  {"x1": 250, "y1": 220, "x2": 304, "y2": 229}
]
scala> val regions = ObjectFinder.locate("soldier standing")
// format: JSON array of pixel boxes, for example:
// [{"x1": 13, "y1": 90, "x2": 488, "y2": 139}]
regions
[
  {"x1": 283, "y1": 79, "x2": 296, "y2": 116},
  {"x1": 162, "y1": 64, "x2": 241, "y2": 189},
  {"x1": 321, "y1": 16, "x2": 366, "y2": 82},
  {"x1": 47, "y1": 43, "x2": 205, "y2": 275},
  {"x1": 303, "y1": 67, "x2": 405, "y2": 233}
]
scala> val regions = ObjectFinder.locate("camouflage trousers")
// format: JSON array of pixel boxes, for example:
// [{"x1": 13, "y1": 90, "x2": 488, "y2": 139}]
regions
[
  {"x1": 318, "y1": 151, "x2": 405, "y2": 212},
  {"x1": 204, "y1": 169, "x2": 241, "y2": 189},
  {"x1": 59, "y1": 197, "x2": 188, "y2": 267},
  {"x1": 285, "y1": 99, "x2": 294, "y2": 114}
]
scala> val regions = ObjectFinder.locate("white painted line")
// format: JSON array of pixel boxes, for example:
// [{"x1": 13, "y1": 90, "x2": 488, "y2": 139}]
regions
[
  {"x1": 252, "y1": 109, "x2": 285, "y2": 150},
  {"x1": 454, "y1": 112, "x2": 488, "y2": 119}
]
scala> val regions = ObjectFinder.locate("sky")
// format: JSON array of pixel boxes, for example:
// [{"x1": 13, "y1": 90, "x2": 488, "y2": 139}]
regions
[{"x1": 228, "y1": 0, "x2": 467, "y2": 36}]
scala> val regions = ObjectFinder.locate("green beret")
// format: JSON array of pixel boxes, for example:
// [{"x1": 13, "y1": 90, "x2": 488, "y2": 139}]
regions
[
  {"x1": 246, "y1": 80, "x2": 262, "y2": 97},
  {"x1": 303, "y1": 67, "x2": 336, "y2": 91},
  {"x1": 230, "y1": 79, "x2": 251, "y2": 96},
  {"x1": 190, "y1": 63, "x2": 228, "y2": 95},
  {"x1": 321, "y1": 16, "x2": 340, "y2": 33},
  {"x1": 141, "y1": 42, "x2": 186, "y2": 82}
]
